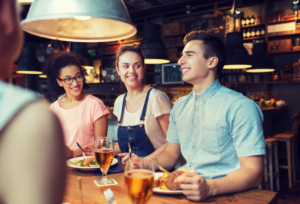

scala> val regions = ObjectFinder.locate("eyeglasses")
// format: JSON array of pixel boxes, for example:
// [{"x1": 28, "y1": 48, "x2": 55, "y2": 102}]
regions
[{"x1": 58, "y1": 75, "x2": 85, "y2": 85}]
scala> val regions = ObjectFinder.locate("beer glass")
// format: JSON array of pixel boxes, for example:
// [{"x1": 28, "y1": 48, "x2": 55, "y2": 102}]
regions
[
  {"x1": 124, "y1": 158, "x2": 155, "y2": 204},
  {"x1": 94, "y1": 137, "x2": 114, "y2": 185}
]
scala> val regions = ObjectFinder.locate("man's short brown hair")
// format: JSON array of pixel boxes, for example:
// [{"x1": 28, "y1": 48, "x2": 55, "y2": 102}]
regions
[{"x1": 183, "y1": 31, "x2": 226, "y2": 77}]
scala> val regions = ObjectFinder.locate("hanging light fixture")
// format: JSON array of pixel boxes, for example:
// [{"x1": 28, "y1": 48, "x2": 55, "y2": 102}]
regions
[
  {"x1": 224, "y1": 32, "x2": 252, "y2": 69},
  {"x1": 292, "y1": 0, "x2": 300, "y2": 19},
  {"x1": 71, "y1": 42, "x2": 94, "y2": 72},
  {"x1": 247, "y1": 42, "x2": 274, "y2": 73},
  {"x1": 20, "y1": 0, "x2": 137, "y2": 42},
  {"x1": 17, "y1": 46, "x2": 42, "y2": 75},
  {"x1": 140, "y1": 24, "x2": 170, "y2": 64},
  {"x1": 18, "y1": 0, "x2": 34, "y2": 4},
  {"x1": 292, "y1": 0, "x2": 300, "y2": 11}
]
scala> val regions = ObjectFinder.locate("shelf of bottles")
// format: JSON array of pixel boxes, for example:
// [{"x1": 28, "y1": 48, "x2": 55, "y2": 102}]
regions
[{"x1": 242, "y1": 15, "x2": 265, "y2": 40}]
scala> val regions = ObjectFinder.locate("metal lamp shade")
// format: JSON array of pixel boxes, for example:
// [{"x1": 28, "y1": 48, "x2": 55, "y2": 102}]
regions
[
  {"x1": 292, "y1": 1, "x2": 300, "y2": 11},
  {"x1": 21, "y1": 0, "x2": 137, "y2": 42},
  {"x1": 140, "y1": 24, "x2": 170, "y2": 64},
  {"x1": 224, "y1": 32, "x2": 252, "y2": 69},
  {"x1": 17, "y1": 46, "x2": 42, "y2": 75},
  {"x1": 247, "y1": 42, "x2": 274, "y2": 73},
  {"x1": 71, "y1": 42, "x2": 94, "y2": 70}
]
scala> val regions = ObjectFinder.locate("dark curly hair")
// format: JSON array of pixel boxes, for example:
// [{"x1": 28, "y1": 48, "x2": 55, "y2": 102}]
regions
[
  {"x1": 115, "y1": 44, "x2": 145, "y2": 93},
  {"x1": 44, "y1": 52, "x2": 89, "y2": 99}
]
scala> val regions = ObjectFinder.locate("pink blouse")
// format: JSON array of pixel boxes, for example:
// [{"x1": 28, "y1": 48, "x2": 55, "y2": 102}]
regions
[{"x1": 50, "y1": 95, "x2": 109, "y2": 150}]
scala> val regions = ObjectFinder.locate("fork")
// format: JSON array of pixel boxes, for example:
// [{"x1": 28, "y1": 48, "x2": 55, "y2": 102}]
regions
[
  {"x1": 128, "y1": 143, "x2": 132, "y2": 158},
  {"x1": 156, "y1": 157, "x2": 168, "y2": 172},
  {"x1": 76, "y1": 142, "x2": 86, "y2": 156},
  {"x1": 187, "y1": 154, "x2": 189, "y2": 170}
]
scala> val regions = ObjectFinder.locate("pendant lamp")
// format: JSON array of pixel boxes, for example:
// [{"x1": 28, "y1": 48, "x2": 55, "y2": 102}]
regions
[
  {"x1": 17, "y1": 46, "x2": 42, "y2": 75},
  {"x1": 247, "y1": 42, "x2": 274, "y2": 73},
  {"x1": 140, "y1": 24, "x2": 170, "y2": 64},
  {"x1": 18, "y1": 0, "x2": 34, "y2": 4},
  {"x1": 224, "y1": 32, "x2": 252, "y2": 69},
  {"x1": 71, "y1": 42, "x2": 94, "y2": 72},
  {"x1": 20, "y1": 0, "x2": 137, "y2": 42},
  {"x1": 292, "y1": 1, "x2": 300, "y2": 11}
]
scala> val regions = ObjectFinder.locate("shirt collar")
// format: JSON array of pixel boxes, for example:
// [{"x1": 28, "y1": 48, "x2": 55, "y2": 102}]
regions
[{"x1": 192, "y1": 79, "x2": 222, "y2": 103}]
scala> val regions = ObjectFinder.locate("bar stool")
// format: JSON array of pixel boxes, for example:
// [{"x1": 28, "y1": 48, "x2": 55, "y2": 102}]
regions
[
  {"x1": 273, "y1": 132, "x2": 296, "y2": 188},
  {"x1": 265, "y1": 138, "x2": 280, "y2": 191},
  {"x1": 258, "y1": 148, "x2": 269, "y2": 190}
]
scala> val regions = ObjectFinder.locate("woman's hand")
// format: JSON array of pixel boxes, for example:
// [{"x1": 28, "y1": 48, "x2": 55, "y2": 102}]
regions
[
  {"x1": 82, "y1": 146, "x2": 94, "y2": 156},
  {"x1": 117, "y1": 152, "x2": 137, "y2": 163},
  {"x1": 65, "y1": 146, "x2": 75, "y2": 159}
]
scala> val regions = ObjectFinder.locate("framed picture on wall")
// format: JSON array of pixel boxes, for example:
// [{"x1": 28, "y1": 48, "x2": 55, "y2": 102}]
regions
[
  {"x1": 161, "y1": 63, "x2": 183, "y2": 84},
  {"x1": 105, "y1": 68, "x2": 120, "y2": 83}
]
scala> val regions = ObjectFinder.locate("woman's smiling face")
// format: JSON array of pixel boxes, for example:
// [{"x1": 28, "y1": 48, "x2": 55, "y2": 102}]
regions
[
  {"x1": 56, "y1": 65, "x2": 84, "y2": 97},
  {"x1": 116, "y1": 51, "x2": 145, "y2": 89}
]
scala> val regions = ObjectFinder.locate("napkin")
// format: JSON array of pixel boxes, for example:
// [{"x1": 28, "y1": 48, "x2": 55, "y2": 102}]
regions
[{"x1": 93, "y1": 163, "x2": 124, "y2": 175}]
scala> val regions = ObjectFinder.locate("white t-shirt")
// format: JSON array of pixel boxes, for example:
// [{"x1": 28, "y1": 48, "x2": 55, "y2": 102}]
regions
[{"x1": 113, "y1": 88, "x2": 172, "y2": 149}]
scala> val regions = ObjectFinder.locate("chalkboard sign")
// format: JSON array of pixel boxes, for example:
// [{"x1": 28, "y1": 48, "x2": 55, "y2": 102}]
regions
[{"x1": 191, "y1": 15, "x2": 234, "y2": 43}]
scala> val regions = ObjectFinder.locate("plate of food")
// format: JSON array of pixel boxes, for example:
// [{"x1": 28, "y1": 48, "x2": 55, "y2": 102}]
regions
[
  {"x1": 153, "y1": 169, "x2": 188, "y2": 194},
  {"x1": 67, "y1": 156, "x2": 118, "y2": 171}
]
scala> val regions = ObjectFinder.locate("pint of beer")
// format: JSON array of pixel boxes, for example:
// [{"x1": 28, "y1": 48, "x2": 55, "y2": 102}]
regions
[{"x1": 124, "y1": 159, "x2": 155, "y2": 204}]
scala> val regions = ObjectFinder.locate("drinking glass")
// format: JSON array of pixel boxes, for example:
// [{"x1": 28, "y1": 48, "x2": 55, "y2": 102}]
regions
[
  {"x1": 124, "y1": 158, "x2": 155, "y2": 204},
  {"x1": 94, "y1": 137, "x2": 114, "y2": 185}
]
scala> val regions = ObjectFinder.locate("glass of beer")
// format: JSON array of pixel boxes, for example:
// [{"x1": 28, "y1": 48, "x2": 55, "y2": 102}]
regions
[
  {"x1": 124, "y1": 158, "x2": 155, "y2": 204},
  {"x1": 94, "y1": 137, "x2": 114, "y2": 185}
]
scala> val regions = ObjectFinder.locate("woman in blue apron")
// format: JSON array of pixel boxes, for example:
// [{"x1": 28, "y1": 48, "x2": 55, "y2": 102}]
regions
[{"x1": 113, "y1": 44, "x2": 172, "y2": 161}]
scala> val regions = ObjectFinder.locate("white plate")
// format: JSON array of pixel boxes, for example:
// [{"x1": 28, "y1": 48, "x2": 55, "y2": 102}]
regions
[
  {"x1": 67, "y1": 156, "x2": 118, "y2": 171},
  {"x1": 153, "y1": 172, "x2": 183, "y2": 194}
]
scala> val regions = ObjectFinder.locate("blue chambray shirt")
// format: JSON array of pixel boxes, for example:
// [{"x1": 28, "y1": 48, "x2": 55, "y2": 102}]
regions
[{"x1": 166, "y1": 80, "x2": 266, "y2": 179}]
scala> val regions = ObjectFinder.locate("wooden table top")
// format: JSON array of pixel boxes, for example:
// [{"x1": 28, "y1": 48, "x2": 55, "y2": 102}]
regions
[{"x1": 63, "y1": 168, "x2": 278, "y2": 204}]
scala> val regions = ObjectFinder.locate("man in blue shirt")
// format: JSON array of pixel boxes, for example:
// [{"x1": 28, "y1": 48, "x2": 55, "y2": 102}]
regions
[{"x1": 140, "y1": 31, "x2": 265, "y2": 201}]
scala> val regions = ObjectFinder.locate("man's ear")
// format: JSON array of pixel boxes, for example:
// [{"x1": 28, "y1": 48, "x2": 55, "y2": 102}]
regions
[
  {"x1": 208, "y1": 57, "x2": 219, "y2": 70},
  {"x1": 0, "y1": 0, "x2": 15, "y2": 35}
]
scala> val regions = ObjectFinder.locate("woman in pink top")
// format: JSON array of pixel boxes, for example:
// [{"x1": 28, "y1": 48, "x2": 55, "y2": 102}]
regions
[{"x1": 45, "y1": 52, "x2": 109, "y2": 158}]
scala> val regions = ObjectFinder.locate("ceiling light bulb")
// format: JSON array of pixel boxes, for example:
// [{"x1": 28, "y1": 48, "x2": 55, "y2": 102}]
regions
[{"x1": 74, "y1": 16, "x2": 91, "y2": 21}]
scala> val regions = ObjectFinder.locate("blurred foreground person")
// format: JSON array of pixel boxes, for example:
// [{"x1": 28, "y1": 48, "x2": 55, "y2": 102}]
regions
[{"x1": 0, "y1": 0, "x2": 66, "y2": 203}]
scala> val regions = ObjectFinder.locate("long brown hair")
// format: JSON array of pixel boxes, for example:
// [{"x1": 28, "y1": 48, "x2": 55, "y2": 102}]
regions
[{"x1": 115, "y1": 44, "x2": 145, "y2": 93}]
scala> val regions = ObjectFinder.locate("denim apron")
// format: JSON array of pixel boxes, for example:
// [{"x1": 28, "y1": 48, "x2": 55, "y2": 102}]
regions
[{"x1": 117, "y1": 88, "x2": 155, "y2": 157}]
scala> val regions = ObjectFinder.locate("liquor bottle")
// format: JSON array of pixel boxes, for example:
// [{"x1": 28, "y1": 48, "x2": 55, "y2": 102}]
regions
[
  {"x1": 245, "y1": 16, "x2": 250, "y2": 25},
  {"x1": 246, "y1": 28, "x2": 251, "y2": 38},
  {"x1": 243, "y1": 29, "x2": 247, "y2": 38},
  {"x1": 261, "y1": 26, "x2": 265, "y2": 36},
  {"x1": 250, "y1": 15, "x2": 255, "y2": 25},
  {"x1": 256, "y1": 27, "x2": 261, "y2": 36},
  {"x1": 255, "y1": 16, "x2": 261, "y2": 25},
  {"x1": 241, "y1": 18, "x2": 246, "y2": 26},
  {"x1": 251, "y1": 28, "x2": 256, "y2": 37}
]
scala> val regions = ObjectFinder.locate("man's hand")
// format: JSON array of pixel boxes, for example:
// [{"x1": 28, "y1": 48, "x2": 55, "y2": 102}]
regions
[{"x1": 174, "y1": 171, "x2": 210, "y2": 201}]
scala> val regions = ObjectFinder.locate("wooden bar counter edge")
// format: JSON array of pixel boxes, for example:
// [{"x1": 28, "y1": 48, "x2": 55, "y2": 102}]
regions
[{"x1": 63, "y1": 168, "x2": 278, "y2": 204}]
